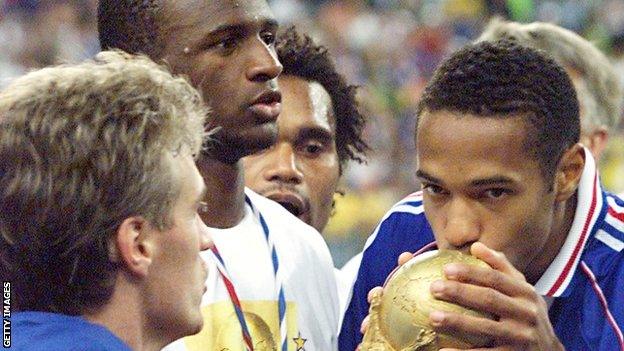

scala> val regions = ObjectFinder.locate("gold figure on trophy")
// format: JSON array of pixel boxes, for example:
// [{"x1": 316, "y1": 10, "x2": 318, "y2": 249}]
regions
[{"x1": 361, "y1": 250, "x2": 494, "y2": 350}]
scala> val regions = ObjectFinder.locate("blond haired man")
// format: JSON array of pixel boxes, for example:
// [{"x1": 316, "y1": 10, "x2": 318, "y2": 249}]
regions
[
  {"x1": 99, "y1": 2, "x2": 340, "y2": 350},
  {"x1": 1, "y1": 51, "x2": 213, "y2": 351},
  {"x1": 478, "y1": 18, "x2": 624, "y2": 161}
]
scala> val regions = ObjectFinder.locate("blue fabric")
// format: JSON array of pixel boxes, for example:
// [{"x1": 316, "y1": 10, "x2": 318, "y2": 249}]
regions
[
  {"x1": 338, "y1": 201, "x2": 435, "y2": 351},
  {"x1": 12, "y1": 311, "x2": 132, "y2": 351},
  {"x1": 339, "y1": 192, "x2": 624, "y2": 351}
]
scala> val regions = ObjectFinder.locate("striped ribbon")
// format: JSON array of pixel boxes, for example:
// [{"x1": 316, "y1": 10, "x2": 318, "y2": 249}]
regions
[
  {"x1": 208, "y1": 195, "x2": 287, "y2": 351},
  {"x1": 209, "y1": 246, "x2": 255, "y2": 351},
  {"x1": 246, "y1": 195, "x2": 288, "y2": 351},
  {"x1": 383, "y1": 241, "x2": 437, "y2": 287}
]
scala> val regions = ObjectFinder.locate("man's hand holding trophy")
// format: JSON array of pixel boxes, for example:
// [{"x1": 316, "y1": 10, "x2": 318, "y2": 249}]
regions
[{"x1": 359, "y1": 243, "x2": 564, "y2": 351}]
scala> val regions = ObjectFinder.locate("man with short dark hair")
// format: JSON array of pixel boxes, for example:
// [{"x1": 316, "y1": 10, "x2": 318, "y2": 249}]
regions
[
  {"x1": 341, "y1": 40, "x2": 624, "y2": 350},
  {"x1": 98, "y1": 2, "x2": 339, "y2": 350},
  {"x1": 1, "y1": 51, "x2": 213, "y2": 351},
  {"x1": 478, "y1": 18, "x2": 624, "y2": 162}
]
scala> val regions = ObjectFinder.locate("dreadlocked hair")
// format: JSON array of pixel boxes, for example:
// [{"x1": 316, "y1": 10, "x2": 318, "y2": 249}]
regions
[{"x1": 276, "y1": 27, "x2": 369, "y2": 174}]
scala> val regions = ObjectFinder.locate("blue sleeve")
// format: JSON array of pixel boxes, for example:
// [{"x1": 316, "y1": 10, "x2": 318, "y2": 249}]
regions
[{"x1": 338, "y1": 212, "x2": 434, "y2": 351}]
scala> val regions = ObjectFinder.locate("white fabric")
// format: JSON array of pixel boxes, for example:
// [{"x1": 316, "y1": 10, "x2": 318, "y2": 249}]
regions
[
  {"x1": 595, "y1": 229, "x2": 624, "y2": 252},
  {"x1": 534, "y1": 148, "x2": 602, "y2": 297},
  {"x1": 335, "y1": 253, "x2": 362, "y2": 329},
  {"x1": 165, "y1": 188, "x2": 339, "y2": 351}
]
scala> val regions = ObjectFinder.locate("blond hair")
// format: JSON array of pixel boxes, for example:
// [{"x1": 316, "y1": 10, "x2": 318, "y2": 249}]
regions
[
  {"x1": 0, "y1": 50, "x2": 208, "y2": 314},
  {"x1": 478, "y1": 18, "x2": 624, "y2": 132}
]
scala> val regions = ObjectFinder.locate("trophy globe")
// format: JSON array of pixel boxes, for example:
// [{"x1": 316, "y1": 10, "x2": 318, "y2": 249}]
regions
[{"x1": 361, "y1": 250, "x2": 494, "y2": 350}]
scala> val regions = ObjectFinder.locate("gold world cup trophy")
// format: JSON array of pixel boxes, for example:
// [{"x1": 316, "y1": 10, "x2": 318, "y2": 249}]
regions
[{"x1": 360, "y1": 250, "x2": 494, "y2": 350}]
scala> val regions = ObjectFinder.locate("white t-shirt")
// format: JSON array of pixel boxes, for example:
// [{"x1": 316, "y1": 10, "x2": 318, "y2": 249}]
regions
[
  {"x1": 165, "y1": 189, "x2": 339, "y2": 351},
  {"x1": 335, "y1": 253, "x2": 362, "y2": 329}
]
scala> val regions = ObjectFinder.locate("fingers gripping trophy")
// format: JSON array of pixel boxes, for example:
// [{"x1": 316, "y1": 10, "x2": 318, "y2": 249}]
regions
[{"x1": 361, "y1": 250, "x2": 494, "y2": 350}]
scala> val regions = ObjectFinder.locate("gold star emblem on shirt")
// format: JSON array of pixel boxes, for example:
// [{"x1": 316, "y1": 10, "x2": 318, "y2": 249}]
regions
[{"x1": 293, "y1": 332, "x2": 307, "y2": 350}]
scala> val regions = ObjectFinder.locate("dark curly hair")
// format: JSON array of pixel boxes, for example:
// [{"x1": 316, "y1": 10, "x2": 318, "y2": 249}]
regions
[
  {"x1": 98, "y1": 0, "x2": 163, "y2": 58},
  {"x1": 276, "y1": 27, "x2": 368, "y2": 173},
  {"x1": 417, "y1": 40, "x2": 580, "y2": 180}
]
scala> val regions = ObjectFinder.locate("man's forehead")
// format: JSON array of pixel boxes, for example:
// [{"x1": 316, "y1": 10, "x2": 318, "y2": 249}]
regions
[
  {"x1": 415, "y1": 110, "x2": 540, "y2": 177},
  {"x1": 280, "y1": 77, "x2": 336, "y2": 133},
  {"x1": 308, "y1": 80, "x2": 336, "y2": 130},
  {"x1": 416, "y1": 110, "x2": 529, "y2": 143},
  {"x1": 164, "y1": 0, "x2": 275, "y2": 29},
  {"x1": 171, "y1": 152, "x2": 205, "y2": 197}
]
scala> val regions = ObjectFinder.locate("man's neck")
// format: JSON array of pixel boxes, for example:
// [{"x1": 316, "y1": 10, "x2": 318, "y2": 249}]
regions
[
  {"x1": 197, "y1": 156, "x2": 246, "y2": 228},
  {"x1": 526, "y1": 192, "x2": 578, "y2": 285},
  {"x1": 84, "y1": 283, "x2": 164, "y2": 351}
]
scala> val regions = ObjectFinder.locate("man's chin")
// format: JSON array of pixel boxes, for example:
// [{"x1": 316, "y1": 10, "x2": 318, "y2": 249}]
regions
[
  {"x1": 202, "y1": 126, "x2": 277, "y2": 163},
  {"x1": 187, "y1": 316, "x2": 204, "y2": 336},
  {"x1": 235, "y1": 126, "x2": 278, "y2": 156}
]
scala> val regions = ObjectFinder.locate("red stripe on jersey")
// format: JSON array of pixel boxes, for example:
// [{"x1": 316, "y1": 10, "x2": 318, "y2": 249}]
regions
[
  {"x1": 382, "y1": 241, "x2": 436, "y2": 287},
  {"x1": 581, "y1": 261, "x2": 624, "y2": 350},
  {"x1": 547, "y1": 172, "x2": 598, "y2": 296},
  {"x1": 608, "y1": 207, "x2": 624, "y2": 222}
]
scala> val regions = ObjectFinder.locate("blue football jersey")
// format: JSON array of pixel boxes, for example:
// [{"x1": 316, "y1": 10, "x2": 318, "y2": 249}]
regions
[
  {"x1": 339, "y1": 152, "x2": 624, "y2": 351},
  {"x1": 13, "y1": 311, "x2": 132, "y2": 350}
]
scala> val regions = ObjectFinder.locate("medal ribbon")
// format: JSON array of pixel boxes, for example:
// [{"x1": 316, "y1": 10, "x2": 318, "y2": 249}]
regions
[
  {"x1": 245, "y1": 195, "x2": 288, "y2": 351},
  {"x1": 382, "y1": 241, "x2": 437, "y2": 287},
  {"x1": 209, "y1": 246, "x2": 255, "y2": 351},
  {"x1": 208, "y1": 195, "x2": 287, "y2": 351}
]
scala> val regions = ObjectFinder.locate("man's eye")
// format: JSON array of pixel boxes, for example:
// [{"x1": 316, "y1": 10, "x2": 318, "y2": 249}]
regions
[
  {"x1": 423, "y1": 184, "x2": 446, "y2": 196},
  {"x1": 260, "y1": 32, "x2": 276, "y2": 45},
  {"x1": 217, "y1": 38, "x2": 238, "y2": 51},
  {"x1": 301, "y1": 141, "x2": 324, "y2": 156},
  {"x1": 483, "y1": 188, "x2": 510, "y2": 199},
  {"x1": 252, "y1": 143, "x2": 274, "y2": 156},
  {"x1": 198, "y1": 201, "x2": 209, "y2": 214},
  {"x1": 305, "y1": 144, "x2": 321, "y2": 154}
]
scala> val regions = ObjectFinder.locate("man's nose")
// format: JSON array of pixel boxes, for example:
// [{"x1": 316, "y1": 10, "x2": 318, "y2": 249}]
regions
[
  {"x1": 245, "y1": 39, "x2": 283, "y2": 83},
  {"x1": 262, "y1": 143, "x2": 303, "y2": 184},
  {"x1": 441, "y1": 198, "x2": 480, "y2": 251},
  {"x1": 198, "y1": 221, "x2": 214, "y2": 252}
]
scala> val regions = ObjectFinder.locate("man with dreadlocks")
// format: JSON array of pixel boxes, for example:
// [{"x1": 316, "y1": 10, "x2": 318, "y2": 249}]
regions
[
  {"x1": 243, "y1": 27, "x2": 368, "y2": 235},
  {"x1": 241, "y1": 26, "x2": 369, "y2": 320},
  {"x1": 98, "y1": 1, "x2": 339, "y2": 350}
]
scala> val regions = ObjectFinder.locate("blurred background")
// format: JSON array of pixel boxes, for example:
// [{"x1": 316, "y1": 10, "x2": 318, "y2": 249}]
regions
[{"x1": 2, "y1": 0, "x2": 624, "y2": 267}]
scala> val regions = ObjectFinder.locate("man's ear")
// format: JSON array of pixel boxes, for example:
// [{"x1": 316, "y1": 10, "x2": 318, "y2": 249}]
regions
[
  {"x1": 115, "y1": 217, "x2": 155, "y2": 278},
  {"x1": 554, "y1": 144, "x2": 585, "y2": 202},
  {"x1": 582, "y1": 127, "x2": 608, "y2": 161}
]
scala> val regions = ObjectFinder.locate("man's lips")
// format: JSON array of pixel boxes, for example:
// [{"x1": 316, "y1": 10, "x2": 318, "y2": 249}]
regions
[
  {"x1": 265, "y1": 191, "x2": 309, "y2": 219},
  {"x1": 248, "y1": 90, "x2": 282, "y2": 122}
]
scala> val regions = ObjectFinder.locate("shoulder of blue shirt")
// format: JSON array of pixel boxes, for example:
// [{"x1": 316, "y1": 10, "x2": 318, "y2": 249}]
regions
[
  {"x1": 12, "y1": 312, "x2": 132, "y2": 351},
  {"x1": 339, "y1": 191, "x2": 624, "y2": 351},
  {"x1": 339, "y1": 192, "x2": 432, "y2": 350}
]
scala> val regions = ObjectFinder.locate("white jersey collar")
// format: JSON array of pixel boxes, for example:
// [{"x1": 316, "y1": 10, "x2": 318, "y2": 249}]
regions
[{"x1": 534, "y1": 148, "x2": 604, "y2": 297}]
